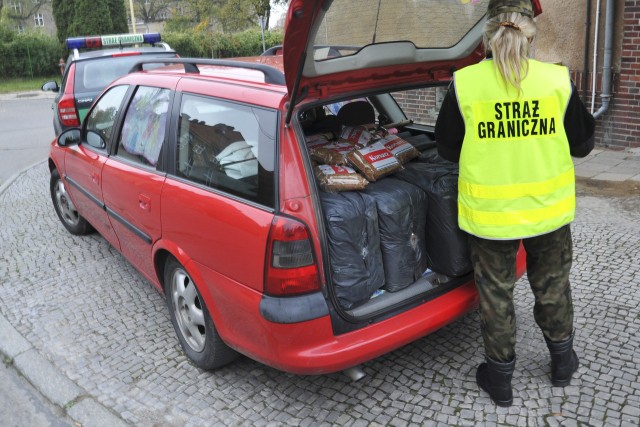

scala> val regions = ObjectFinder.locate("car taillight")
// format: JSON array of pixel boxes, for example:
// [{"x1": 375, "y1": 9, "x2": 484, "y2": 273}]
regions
[
  {"x1": 58, "y1": 95, "x2": 79, "y2": 127},
  {"x1": 265, "y1": 216, "x2": 320, "y2": 296}
]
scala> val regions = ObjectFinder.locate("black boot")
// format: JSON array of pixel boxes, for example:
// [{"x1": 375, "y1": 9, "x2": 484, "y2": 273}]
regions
[
  {"x1": 545, "y1": 333, "x2": 579, "y2": 386},
  {"x1": 476, "y1": 355, "x2": 515, "y2": 407}
]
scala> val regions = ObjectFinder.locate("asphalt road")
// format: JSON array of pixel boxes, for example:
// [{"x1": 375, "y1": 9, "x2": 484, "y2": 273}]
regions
[{"x1": 0, "y1": 95, "x2": 54, "y2": 187}]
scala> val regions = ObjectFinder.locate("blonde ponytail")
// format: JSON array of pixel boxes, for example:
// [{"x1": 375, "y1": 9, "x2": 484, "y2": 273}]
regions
[{"x1": 483, "y1": 12, "x2": 537, "y2": 94}]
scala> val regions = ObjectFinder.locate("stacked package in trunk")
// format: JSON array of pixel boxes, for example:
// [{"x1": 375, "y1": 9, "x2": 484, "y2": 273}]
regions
[
  {"x1": 395, "y1": 155, "x2": 472, "y2": 277},
  {"x1": 363, "y1": 178, "x2": 428, "y2": 292},
  {"x1": 320, "y1": 191, "x2": 385, "y2": 310}
]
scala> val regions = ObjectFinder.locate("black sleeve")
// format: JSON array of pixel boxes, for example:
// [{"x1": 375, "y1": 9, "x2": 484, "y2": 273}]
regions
[
  {"x1": 565, "y1": 83, "x2": 596, "y2": 158},
  {"x1": 435, "y1": 83, "x2": 465, "y2": 163}
]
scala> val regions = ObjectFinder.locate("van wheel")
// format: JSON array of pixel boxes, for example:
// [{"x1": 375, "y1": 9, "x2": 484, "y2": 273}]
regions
[
  {"x1": 50, "y1": 169, "x2": 93, "y2": 235},
  {"x1": 164, "y1": 257, "x2": 238, "y2": 370}
]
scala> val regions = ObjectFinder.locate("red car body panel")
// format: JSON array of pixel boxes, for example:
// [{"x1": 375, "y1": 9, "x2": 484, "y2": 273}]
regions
[
  {"x1": 102, "y1": 159, "x2": 165, "y2": 284},
  {"x1": 159, "y1": 178, "x2": 274, "y2": 294},
  {"x1": 63, "y1": 144, "x2": 121, "y2": 249}
]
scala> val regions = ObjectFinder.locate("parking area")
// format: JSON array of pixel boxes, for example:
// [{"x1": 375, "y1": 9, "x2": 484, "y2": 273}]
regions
[{"x1": 1, "y1": 162, "x2": 639, "y2": 426}]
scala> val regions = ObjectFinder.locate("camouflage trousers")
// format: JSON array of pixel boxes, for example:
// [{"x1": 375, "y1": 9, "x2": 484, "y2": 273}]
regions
[{"x1": 468, "y1": 225, "x2": 575, "y2": 362}]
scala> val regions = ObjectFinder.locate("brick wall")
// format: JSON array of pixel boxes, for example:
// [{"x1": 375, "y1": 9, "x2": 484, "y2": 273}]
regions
[
  {"x1": 393, "y1": 88, "x2": 445, "y2": 127},
  {"x1": 595, "y1": 0, "x2": 640, "y2": 149}
]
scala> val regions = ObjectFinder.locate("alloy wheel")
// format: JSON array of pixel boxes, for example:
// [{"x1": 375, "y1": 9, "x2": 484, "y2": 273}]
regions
[{"x1": 170, "y1": 268, "x2": 206, "y2": 352}]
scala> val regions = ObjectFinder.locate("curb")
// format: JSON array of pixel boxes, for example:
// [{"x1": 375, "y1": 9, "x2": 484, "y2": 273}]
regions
[
  {"x1": 0, "y1": 90, "x2": 56, "y2": 101},
  {"x1": 0, "y1": 160, "x2": 48, "y2": 196},
  {"x1": 0, "y1": 314, "x2": 129, "y2": 426}
]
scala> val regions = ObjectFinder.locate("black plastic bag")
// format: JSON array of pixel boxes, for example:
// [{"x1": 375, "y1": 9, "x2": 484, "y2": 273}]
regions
[
  {"x1": 395, "y1": 156, "x2": 472, "y2": 277},
  {"x1": 320, "y1": 191, "x2": 385, "y2": 309},
  {"x1": 363, "y1": 178, "x2": 428, "y2": 292}
]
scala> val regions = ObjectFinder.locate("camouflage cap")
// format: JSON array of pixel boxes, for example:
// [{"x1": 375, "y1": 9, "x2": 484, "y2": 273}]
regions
[{"x1": 487, "y1": 0, "x2": 534, "y2": 18}]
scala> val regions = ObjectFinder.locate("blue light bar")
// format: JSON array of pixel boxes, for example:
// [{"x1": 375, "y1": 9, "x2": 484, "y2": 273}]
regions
[{"x1": 65, "y1": 33, "x2": 162, "y2": 50}]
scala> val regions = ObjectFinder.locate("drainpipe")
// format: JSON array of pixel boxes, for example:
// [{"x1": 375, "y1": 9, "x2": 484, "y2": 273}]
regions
[
  {"x1": 582, "y1": 0, "x2": 592, "y2": 100},
  {"x1": 593, "y1": 0, "x2": 615, "y2": 119},
  {"x1": 590, "y1": 0, "x2": 601, "y2": 113}
]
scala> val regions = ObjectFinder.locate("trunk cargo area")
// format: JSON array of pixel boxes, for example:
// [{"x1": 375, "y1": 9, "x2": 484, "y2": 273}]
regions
[{"x1": 300, "y1": 97, "x2": 473, "y2": 318}]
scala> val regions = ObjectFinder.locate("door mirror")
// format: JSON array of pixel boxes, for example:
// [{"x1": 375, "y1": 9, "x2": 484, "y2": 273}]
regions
[
  {"x1": 86, "y1": 130, "x2": 107, "y2": 150},
  {"x1": 42, "y1": 81, "x2": 60, "y2": 93},
  {"x1": 57, "y1": 128, "x2": 81, "y2": 147}
]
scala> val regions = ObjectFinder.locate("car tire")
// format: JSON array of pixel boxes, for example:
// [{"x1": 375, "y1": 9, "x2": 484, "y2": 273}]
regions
[
  {"x1": 50, "y1": 169, "x2": 93, "y2": 235},
  {"x1": 164, "y1": 257, "x2": 238, "y2": 370}
]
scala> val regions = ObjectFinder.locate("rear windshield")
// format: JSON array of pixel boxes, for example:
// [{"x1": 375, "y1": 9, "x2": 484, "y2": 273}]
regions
[
  {"x1": 313, "y1": 0, "x2": 488, "y2": 57},
  {"x1": 74, "y1": 52, "x2": 177, "y2": 93}
]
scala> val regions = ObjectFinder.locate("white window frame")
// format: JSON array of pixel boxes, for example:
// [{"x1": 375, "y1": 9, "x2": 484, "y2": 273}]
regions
[
  {"x1": 34, "y1": 13, "x2": 44, "y2": 27},
  {"x1": 10, "y1": 2, "x2": 23, "y2": 13}
]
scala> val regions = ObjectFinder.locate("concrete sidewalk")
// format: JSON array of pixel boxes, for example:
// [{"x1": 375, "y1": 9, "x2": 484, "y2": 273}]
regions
[{"x1": 573, "y1": 147, "x2": 640, "y2": 183}]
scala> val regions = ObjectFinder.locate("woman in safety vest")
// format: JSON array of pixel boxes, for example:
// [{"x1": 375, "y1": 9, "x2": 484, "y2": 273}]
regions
[{"x1": 435, "y1": 0, "x2": 595, "y2": 407}]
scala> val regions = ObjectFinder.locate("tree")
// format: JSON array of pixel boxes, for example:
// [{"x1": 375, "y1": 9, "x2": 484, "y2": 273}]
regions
[
  {"x1": 67, "y1": 0, "x2": 113, "y2": 37},
  {"x1": 163, "y1": 0, "x2": 219, "y2": 31},
  {"x1": 53, "y1": 0, "x2": 76, "y2": 42},
  {"x1": 213, "y1": 0, "x2": 254, "y2": 33},
  {"x1": 254, "y1": 0, "x2": 289, "y2": 29},
  {"x1": 213, "y1": 0, "x2": 289, "y2": 33},
  {"x1": 134, "y1": 0, "x2": 175, "y2": 23},
  {"x1": 54, "y1": 0, "x2": 131, "y2": 41},
  {"x1": 107, "y1": 0, "x2": 129, "y2": 33},
  {"x1": 189, "y1": 0, "x2": 223, "y2": 27}
]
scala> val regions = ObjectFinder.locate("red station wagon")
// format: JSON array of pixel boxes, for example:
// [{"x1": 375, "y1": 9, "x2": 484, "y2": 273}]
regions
[{"x1": 48, "y1": 0, "x2": 540, "y2": 376}]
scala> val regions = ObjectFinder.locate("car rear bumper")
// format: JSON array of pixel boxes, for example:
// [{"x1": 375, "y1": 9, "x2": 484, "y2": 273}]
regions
[
  {"x1": 263, "y1": 281, "x2": 479, "y2": 375},
  {"x1": 201, "y1": 263, "x2": 478, "y2": 374}
]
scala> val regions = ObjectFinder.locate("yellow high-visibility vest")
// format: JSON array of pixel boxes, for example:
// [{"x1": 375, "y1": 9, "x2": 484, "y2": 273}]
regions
[{"x1": 454, "y1": 59, "x2": 575, "y2": 240}]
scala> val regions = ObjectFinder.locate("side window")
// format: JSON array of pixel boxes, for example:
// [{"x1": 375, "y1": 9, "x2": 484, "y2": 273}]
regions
[
  {"x1": 176, "y1": 94, "x2": 276, "y2": 207},
  {"x1": 85, "y1": 85, "x2": 129, "y2": 149},
  {"x1": 117, "y1": 86, "x2": 171, "y2": 168}
]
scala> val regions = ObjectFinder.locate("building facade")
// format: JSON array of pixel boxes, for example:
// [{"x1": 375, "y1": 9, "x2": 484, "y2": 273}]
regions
[{"x1": 4, "y1": 0, "x2": 56, "y2": 36}]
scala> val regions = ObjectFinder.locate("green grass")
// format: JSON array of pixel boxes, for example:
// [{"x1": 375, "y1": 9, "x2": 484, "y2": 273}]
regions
[{"x1": 0, "y1": 75, "x2": 60, "y2": 94}]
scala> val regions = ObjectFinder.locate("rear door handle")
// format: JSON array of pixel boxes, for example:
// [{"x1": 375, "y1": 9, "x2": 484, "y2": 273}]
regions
[
  {"x1": 138, "y1": 194, "x2": 151, "y2": 211},
  {"x1": 91, "y1": 172, "x2": 99, "y2": 184}
]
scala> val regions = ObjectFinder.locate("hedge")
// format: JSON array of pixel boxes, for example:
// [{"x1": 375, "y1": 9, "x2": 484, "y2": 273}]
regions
[
  {"x1": 0, "y1": 28, "x2": 284, "y2": 78},
  {"x1": 163, "y1": 28, "x2": 283, "y2": 59},
  {"x1": 0, "y1": 32, "x2": 65, "y2": 77}
]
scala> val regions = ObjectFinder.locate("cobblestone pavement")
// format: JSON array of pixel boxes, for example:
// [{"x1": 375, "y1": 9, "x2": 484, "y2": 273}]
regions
[{"x1": 1, "y1": 163, "x2": 639, "y2": 426}]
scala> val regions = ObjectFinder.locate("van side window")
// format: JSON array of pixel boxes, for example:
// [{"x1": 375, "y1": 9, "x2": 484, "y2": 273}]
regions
[
  {"x1": 85, "y1": 85, "x2": 129, "y2": 149},
  {"x1": 176, "y1": 94, "x2": 276, "y2": 207},
  {"x1": 117, "y1": 86, "x2": 171, "y2": 167}
]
